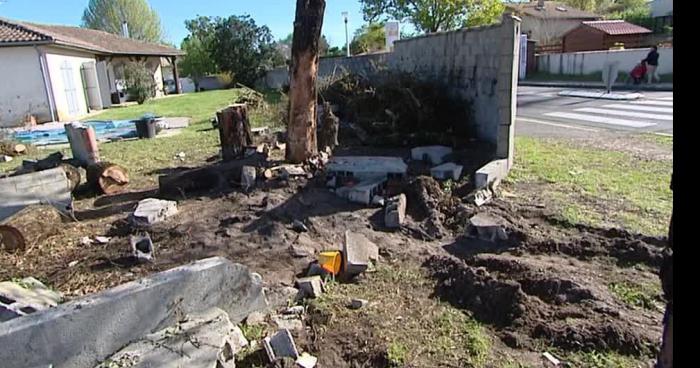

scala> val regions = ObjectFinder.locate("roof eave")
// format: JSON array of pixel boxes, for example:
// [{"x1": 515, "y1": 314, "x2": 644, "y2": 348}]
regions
[{"x1": 0, "y1": 40, "x2": 53, "y2": 47}]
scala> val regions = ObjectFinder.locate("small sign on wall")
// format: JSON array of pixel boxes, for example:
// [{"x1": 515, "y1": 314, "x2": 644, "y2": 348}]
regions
[
  {"x1": 385, "y1": 22, "x2": 400, "y2": 51},
  {"x1": 519, "y1": 34, "x2": 528, "y2": 80}
]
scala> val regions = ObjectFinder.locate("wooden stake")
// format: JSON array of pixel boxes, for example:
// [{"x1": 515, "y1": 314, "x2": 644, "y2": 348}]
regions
[{"x1": 286, "y1": 0, "x2": 326, "y2": 163}]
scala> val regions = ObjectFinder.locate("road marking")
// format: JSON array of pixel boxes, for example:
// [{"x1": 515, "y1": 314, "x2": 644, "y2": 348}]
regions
[
  {"x1": 602, "y1": 104, "x2": 673, "y2": 114},
  {"x1": 656, "y1": 97, "x2": 674, "y2": 101},
  {"x1": 574, "y1": 107, "x2": 673, "y2": 121},
  {"x1": 517, "y1": 117, "x2": 600, "y2": 132},
  {"x1": 631, "y1": 100, "x2": 673, "y2": 107},
  {"x1": 652, "y1": 132, "x2": 674, "y2": 137},
  {"x1": 544, "y1": 112, "x2": 657, "y2": 128}
]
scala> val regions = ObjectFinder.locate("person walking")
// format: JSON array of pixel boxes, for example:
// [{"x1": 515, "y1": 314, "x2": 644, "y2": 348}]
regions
[{"x1": 644, "y1": 45, "x2": 660, "y2": 84}]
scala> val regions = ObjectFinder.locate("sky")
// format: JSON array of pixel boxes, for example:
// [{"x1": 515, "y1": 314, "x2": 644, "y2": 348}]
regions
[{"x1": 0, "y1": 0, "x2": 368, "y2": 47}]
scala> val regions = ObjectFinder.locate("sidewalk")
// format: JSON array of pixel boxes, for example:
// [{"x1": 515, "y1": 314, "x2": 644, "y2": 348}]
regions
[{"x1": 519, "y1": 80, "x2": 673, "y2": 92}]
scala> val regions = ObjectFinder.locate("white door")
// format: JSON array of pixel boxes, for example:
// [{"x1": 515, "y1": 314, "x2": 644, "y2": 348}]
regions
[
  {"x1": 60, "y1": 61, "x2": 81, "y2": 117},
  {"x1": 81, "y1": 61, "x2": 103, "y2": 110}
]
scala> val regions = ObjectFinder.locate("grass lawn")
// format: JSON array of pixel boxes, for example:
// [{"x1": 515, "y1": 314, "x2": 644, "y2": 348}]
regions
[{"x1": 508, "y1": 136, "x2": 673, "y2": 236}]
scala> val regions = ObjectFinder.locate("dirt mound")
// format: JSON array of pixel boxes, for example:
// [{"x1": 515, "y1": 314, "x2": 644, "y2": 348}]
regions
[{"x1": 424, "y1": 254, "x2": 659, "y2": 356}]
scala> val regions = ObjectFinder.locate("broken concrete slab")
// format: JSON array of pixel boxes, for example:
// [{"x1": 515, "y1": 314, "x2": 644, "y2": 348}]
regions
[
  {"x1": 263, "y1": 328, "x2": 300, "y2": 361},
  {"x1": 467, "y1": 213, "x2": 508, "y2": 242},
  {"x1": 0, "y1": 277, "x2": 63, "y2": 322},
  {"x1": 343, "y1": 231, "x2": 379, "y2": 276},
  {"x1": 97, "y1": 308, "x2": 247, "y2": 368},
  {"x1": 241, "y1": 165, "x2": 256, "y2": 190},
  {"x1": 0, "y1": 257, "x2": 266, "y2": 368},
  {"x1": 326, "y1": 156, "x2": 407, "y2": 181},
  {"x1": 475, "y1": 159, "x2": 508, "y2": 189},
  {"x1": 384, "y1": 194, "x2": 407, "y2": 229},
  {"x1": 411, "y1": 146, "x2": 452, "y2": 165},
  {"x1": 296, "y1": 276, "x2": 323, "y2": 299},
  {"x1": 296, "y1": 352, "x2": 318, "y2": 368},
  {"x1": 131, "y1": 198, "x2": 178, "y2": 227},
  {"x1": 0, "y1": 166, "x2": 74, "y2": 222},
  {"x1": 272, "y1": 314, "x2": 304, "y2": 332},
  {"x1": 430, "y1": 162, "x2": 463, "y2": 181}
]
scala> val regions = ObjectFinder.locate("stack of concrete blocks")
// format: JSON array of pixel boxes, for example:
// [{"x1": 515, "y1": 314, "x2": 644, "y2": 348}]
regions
[
  {"x1": 0, "y1": 277, "x2": 62, "y2": 322},
  {"x1": 384, "y1": 194, "x2": 407, "y2": 228},
  {"x1": 410, "y1": 145, "x2": 452, "y2": 165},
  {"x1": 327, "y1": 156, "x2": 408, "y2": 205}
]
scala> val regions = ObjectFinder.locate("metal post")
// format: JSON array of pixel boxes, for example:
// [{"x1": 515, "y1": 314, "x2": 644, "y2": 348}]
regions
[{"x1": 342, "y1": 12, "x2": 350, "y2": 57}]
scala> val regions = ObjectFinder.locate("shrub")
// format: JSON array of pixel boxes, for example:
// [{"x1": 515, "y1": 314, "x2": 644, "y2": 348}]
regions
[{"x1": 124, "y1": 62, "x2": 156, "y2": 104}]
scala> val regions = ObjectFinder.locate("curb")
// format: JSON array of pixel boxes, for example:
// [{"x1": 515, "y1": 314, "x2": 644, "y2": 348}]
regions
[{"x1": 519, "y1": 81, "x2": 673, "y2": 92}]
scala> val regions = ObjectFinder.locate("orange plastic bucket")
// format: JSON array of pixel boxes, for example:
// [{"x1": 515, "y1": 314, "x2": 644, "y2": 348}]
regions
[{"x1": 318, "y1": 251, "x2": 342, "y2": 275}]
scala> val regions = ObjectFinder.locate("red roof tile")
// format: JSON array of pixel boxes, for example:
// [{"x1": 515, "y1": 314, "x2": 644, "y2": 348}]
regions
[{"x1": 582, "y1": 20, "x2": 652, "y2": 35}]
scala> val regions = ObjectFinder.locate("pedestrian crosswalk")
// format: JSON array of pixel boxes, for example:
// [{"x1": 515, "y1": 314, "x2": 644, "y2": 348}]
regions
[{"x1": 541, "y1": 96, "x2": 673, "y2": 129}]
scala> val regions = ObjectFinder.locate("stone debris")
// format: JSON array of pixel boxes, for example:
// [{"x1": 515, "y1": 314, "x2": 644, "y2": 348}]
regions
[
  {"x1": 348, "y1": 298, "x2": 369, "y2": 310},
  {"x1": 295, "y1": 276, "x2": 323, "y2": 299},
  {"x1": 292, "y1": 220, "x2": 309, "y2": 233},
  {"x1": 97, "y1": 308, "x2": 246, "y2": 368},
  {"x1": 94, "y1": 236, "x2": 111, "y2": 244},
  {"x1": 284, "y1": 305, "x2": 305, "y2": 315},
  {"x1": 472, "y1": 187, "x2": 494, "y2": 207},
  {"x1": 475, "y1": 159, "x2": 508, "y2": 189},
  {"x1": 343, "y1": 231, "x2": 379, "y2": 276},
  {"x1": 263, "y1": 328, "x2": 300, "y2": 362},
  {"x1": 130, "y1": 233, "x2": 154, "y2": 261},
  {"x1": 131, "y1": 198, "x2": 178, "y2": 227},
  {"x1": 1, "y1": 155, "x2": 12, "y2": 162},
  {"x1": 467, "y1": 213, "x2": 508, "y2": 242},
  {"x1": 384, "y1": 194, "x2": 407, "y2": 228},
  {"x1": 246, "y1": 311, "x2": 267, "y2": 325},
  {"x1": 371, "y1": 195, "x2": 385, "y2": 207},
  {"x1": 326, "y1": 156, "x2": 407, "y2": 181},
  {"x1": 296, "y1": 352, "x2": 318, "y2": 368},
  {"x1": 335, "y1": 177, "x2": 387, "y2": 205},
  {"x1": 272, "y1": 314, "x2": 304, "y2": 332},
  {"x1": 281, "y1": 165, "x2": 306, "y2": 179},
  {"x1": 430, "y1": 162, "x2": 463, "y2": 181},
  {"x1": 411, "y1": 145, "x2": 452, "y2": 165},
  {"x1": 80, "y1": 236, "x2": 93, "y2": 246},
  {"x1": 542, "y1": 351, "x2": 561, "y2": 366},
  {"x1": 0, "y1": 277, "x2": 63, "y2": 322},
  {"x1": 241, "y1": 165, "x2": 257, "y2": 191}
]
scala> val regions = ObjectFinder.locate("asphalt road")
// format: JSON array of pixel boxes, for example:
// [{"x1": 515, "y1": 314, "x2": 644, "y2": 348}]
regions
[{"x1": 516, "y1": 86, "x2": 673, "y2": 138}]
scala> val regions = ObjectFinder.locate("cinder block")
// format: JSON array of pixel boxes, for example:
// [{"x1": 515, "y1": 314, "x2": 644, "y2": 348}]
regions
[
  {"x1": 430, "y1": 162, "x2": 464, "y2": 181},
  {"x1": 0, "y1": 257, "x2": 266, "y2": 368},
  {"x1": 343, "y1": 231, "x2": 379, "y2": 276},
  {"x1": 475, "y1": 159, "x2": 509, "y2": 189},
  {"x1": 384, "y1": 194, "x2": 407, "y2": 228},
  {"x1": 296, "y1": 276, "x2": 323, "y2": 299},
  {"x1": 263, "y1": 329, "x2": 299, "y2": 361}
]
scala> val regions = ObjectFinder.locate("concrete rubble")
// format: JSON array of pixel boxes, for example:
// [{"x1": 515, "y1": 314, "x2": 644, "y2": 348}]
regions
[
  {"x1": 326, "y1": 156, "x2": 407, "y2": 181},
  {"x1": 0, "y1": 277, "x2": 63, "y2": 322},
  {"x1": 475, "y1": 159, "x2": 508, "y2": 189},
  {"x1": 384, "y1": 194, "x2": 407, "y2": 228},
  {"x1": 467, "y1": 213, "x2": 508, "y2": 242},
  {"x1": 97, "y1": 308, "x2": 247, "y2": 368},
  {"x1": 296, "y1": 276, "x2": 323, "y2": 298},
  {"x1": 272, "y1": 314, "x2": 304, "y2": 332},
  {"x1": 343, "y1": 231, "x2": 379, "y2": 276},
  {"x1": 336, "y1": 177, "x2": 387, "y2": 205},
  {"x1": 131, "y1": 198, "x2": 178, "y2": 227},
  {"x1": 411, "y1": 146, "x2": 452, "y2": 165},
  {"x1": 263, "y1": 328, "x2": 300, "y2": 361},
  {"x1": 296, "y1": 352, "x2": 318, "y2": 368},
  {"x1": 241, "y1": 165, "x2": 257, "y2": 190},
  {"x1": 130, "y1": 233, "x2": 154, "y2": 261},
  {"x1": 430, "y1": 162, "x2": 463, "y2": 181},
  {"x1": 0, "y1": 257, "x2": 266, "y2": 368}
]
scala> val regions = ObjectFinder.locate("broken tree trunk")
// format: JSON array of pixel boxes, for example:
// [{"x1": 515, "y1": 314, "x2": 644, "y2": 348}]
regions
[
  {"x1": 286, "y1": 0, "x2": 326, "y2": 163},
  {"x1": 87, "y1": 162, "x2": 129, "y2": 195},
  {"x1": 217, "y1": 104, "x2": 253, "y2": 161},
  {"x1": 318, "y1": 101, "x2": 339, "y2": 152}
]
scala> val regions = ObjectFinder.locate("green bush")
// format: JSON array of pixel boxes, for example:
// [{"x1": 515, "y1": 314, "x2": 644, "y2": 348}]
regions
[{"x1": 124, "y1": 62, "x2": 156, "y2": 104}]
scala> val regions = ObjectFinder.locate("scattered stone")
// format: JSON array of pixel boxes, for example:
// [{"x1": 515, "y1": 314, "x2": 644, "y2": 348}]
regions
[
  {"x1": 326, "y1": 156, "x2": 407, "y2": 181},
  {"x1": 542, "y1": 351, "x2": 561, "y2": 366},
  {"x1": 281, "y1": 165, "x2": 306, "y2": 179},
  {"x1": 79, "y1": 236, "x2": 93, "y2": 246},
  {"x1": 284, "y1": 306, "x2": 305, "y2": 315},
  {"x1": 336, "y1": 177, "x2": 387, "y2": 205},
  {"x1": 296, "y1": 352, "x2": 318, "y2": 368},
  {"x1": 1, "y1": 155, "x2": 12, "y2": 162},
  {"x1": 343, "y1": 231, "x2": 379, "y2": 276},
  {"x1": 430, "y1": 162, "x2": 463, "y2": 181},
  {"x1": 246, "y1": 311, "x2": 267, "y2": 325},
  {"x1": 0, "y1": 277, "x2": 63, "y2": 322},
  {"x1": 272, "y1": 314, "x2": 304, "y2": 332},
  {"x1": 130, "y1": 233, "x2": 154, "y2": 261},
  {"x1": 306, "y1": 263, "x2": 330, "y2": 277},
  {"x1": 263, "y1": 328, "x2": 300, "y2": 361},
  {"x1": 467, "y1": 213, "x2": 508, "y2": 242},
  {"x1": 411, "y1": 145, "x2": 452, "y2": 165},
  {"x1": 292, "y1": 220, "x2": 309, "y2": 233},
  {"x1": 94, "y1": 236, "x2": 111, "y2": 244},
  {"x1": 131, "y1": 198, "x2": 178, "y2": 227},
  {"x1": 295, "y1": 276, "x2": 323, "y2": 299},
  {"x1": 241, "y1": 165, "x2": 256, "y2": 191},
  {"x1": 472, "y1": 187, "x2": 493, "y2": 207},
  {"x1": 384, "y1": 194, "x2": 407, "y2": 228},
  {"x1": 349, "y1": 298, "x2": 368, "y2": 310}
]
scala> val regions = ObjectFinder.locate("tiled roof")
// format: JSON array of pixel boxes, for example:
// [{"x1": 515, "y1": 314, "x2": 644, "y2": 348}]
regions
[
  {"x1": 0, "y1": 18, "x2": 183, "y2": 56},
  {"x1": 505, "y1": 1, "x2": 601, "y2": 19},
  {"x1": 582, "y1": 20, "x2": 652, "y2": 35}
]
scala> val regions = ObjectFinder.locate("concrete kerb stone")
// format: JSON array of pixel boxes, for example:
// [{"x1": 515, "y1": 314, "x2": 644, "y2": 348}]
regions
[
  {"x1": 0, "y1": 257, "x2": 266, "y2": 368},
  {"x1": 475, "y1": 159, "x2": 509, "y2": 189}
]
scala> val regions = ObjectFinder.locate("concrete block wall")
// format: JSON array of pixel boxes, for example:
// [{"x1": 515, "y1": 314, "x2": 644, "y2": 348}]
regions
[{"x1": 536, "y1": 47, "x2": 673, "y2": 76}]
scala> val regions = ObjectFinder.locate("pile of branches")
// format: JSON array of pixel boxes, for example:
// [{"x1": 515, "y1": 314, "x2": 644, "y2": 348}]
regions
[
  {"x1": 234, "y1": 83, "x2": 267, "y2": 110},
  {"x1": 318, "y1": 71, "x2": 475, "y2": 146}
]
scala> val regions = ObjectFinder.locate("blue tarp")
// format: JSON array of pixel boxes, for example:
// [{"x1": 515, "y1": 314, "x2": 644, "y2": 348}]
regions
[{"x1": 11, "y1": 119, "x2": 148, "y2": 146}]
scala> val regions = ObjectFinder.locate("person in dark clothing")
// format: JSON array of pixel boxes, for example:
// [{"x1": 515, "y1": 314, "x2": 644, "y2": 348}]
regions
[
  {"x1": 644, "y1": 46, "x2": 660, "y2": 84},
  {"x1": 656, "y1": 174, "x2": 673, "y2": 368}
]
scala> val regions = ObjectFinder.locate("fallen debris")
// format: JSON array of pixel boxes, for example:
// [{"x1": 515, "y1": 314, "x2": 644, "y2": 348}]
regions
[
  {"x1": 384, "y1": 194, "x2": 407, "y2": 228},
  {"x1": 296, "y1": 276, "x2": 323, "y2": 299},
  {"x1": 343, "y1": 231, "x2": 379, "y2": 276},
  {"x1": 0, "y1": 277, "x2": 63, "y2": 322},
  {"x1": 326, "y1": 156, "x2": 407, "y2": 181},
  {"x1": 430, "y1": 162, "x2": 463, "y2": 181},
  {"x1": 241, "y1": 165, "x2": 257, "y2": 191},
  {"x1": 471, "y1": 187, "x2": 494, "y2": 207},
  {"x1": 94, "y1": 236, "x2": 111, "y2": 244},
  {"x1": 467, "y1": 213, "x2": 508, "y2": 242},
  {"x1": 336, "y1": 177, "x2": 387, "y2": 205},
  {"x1": 348, "y1": 298, "x2": 368, "y2": 310},
  {"x1": 131, "y1": 198, "x2": 178, "y2": 227},
  {"x1": 542, "y1": 351, "x2": 561, "y2": 366},
  {"x1": 272, "y1": 314, "x2": 304, "y2": 332},
  {"x1": 263, "y1": 328, "x2": 300, "y2": 361},
  {"x1": 246, "y1": 311, "x2": 267, "y2": 325},
  {"x1": 86, "y1": 162, "x2": 129, "y2": 195},
  {"x1": 475, "y1": 159, "x2": 508, "y2": 189},
  {"x1": 296, "y1": 352, "x2": 318, "y2": 368},
  {"x1": 411, "y1": 145, "x2": 452, "y2": 165},
  {"x1": 130, "y1": 233, "x2": 154, "y2": 261}
]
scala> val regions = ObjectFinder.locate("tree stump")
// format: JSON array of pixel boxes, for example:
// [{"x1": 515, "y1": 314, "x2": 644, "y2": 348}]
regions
[
  {"x1": 87, "y1": 162, "x2": 129, "y2": 195},
  {"x1": 0, "y1": 205, "x2": 63, "y2": 253},
  {"x1": 318, "y1": 101, "x2": 339, "y2": 152},
  {"x1": 286, "y1": 0, "x2": 326, "y2": 163},
  {"x1": 217, "y1": 104, "x2": 253, "y2": 161},
  {"x1": 59, "y1": 163, "x2": 81, "y2": 192}
]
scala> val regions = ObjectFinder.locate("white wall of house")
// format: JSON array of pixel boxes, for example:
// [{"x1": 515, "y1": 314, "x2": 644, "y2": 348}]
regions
[
  {"x1": 537, "y1": 47, "x2": 673, "y2": 75},
  {"x1": 521, "y1": 17, "x2": 584, "y2": 44},
  {"x1": 44, "y1": 47, "x2": 96, "y2": 121},
  {"x1": 0, "y1": 46, "x2": 52, "y2": 127}
]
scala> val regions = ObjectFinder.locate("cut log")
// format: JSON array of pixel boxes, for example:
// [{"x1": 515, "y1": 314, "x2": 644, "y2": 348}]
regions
[
  {"x1": 217, "y1": 104, "x2": 253, "y2": 161},
  {"x1": 287, "y1": 0, "x2": 326, "y2": 163},
  {"x1": 0, "y1": 205, "x2": 63, "y2": 253},
  {"x1": 0, "y1": 225, "x2": 24, "y2": 253},
  {"x1": 318, "y1": 101, "x2": 339, "y2": 152},
  {"x1": 87, "y1": 162, "x2": 129, "y2": 195},
  {"x1": 58, "y1": 163, "x2": 81, "y2": 192}
]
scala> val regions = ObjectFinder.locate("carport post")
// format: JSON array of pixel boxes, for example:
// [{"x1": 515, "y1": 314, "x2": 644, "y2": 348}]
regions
[{"x1": 171, "y1": 56, "x2": 181, "y2": 94}]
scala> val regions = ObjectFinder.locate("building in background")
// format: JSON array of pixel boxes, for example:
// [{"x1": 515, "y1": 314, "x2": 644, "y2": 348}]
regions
[
  {"x1": 650, "y1": 0, "x2": 673, "y2": 33},
  {"x1": 562, "y1": 20, "x2": 652, "y2": 52},
  {"x1": 505, "y1": 0, "x2": 600, "y2": 45}
]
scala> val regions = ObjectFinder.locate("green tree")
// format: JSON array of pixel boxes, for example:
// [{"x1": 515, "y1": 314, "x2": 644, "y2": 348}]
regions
[
  {"x1": 464, "y1": 0, "x2": 505, "y2": 27},
  {"x1": 123, "y1": 62, "x2": 155, "y2": 104},
  {"x1": 82, "y1": 0, "x2": 163, "y2": 43},
  {"x1": 324, "y1": 46, "x2": 345, "y2": 57},
  {"x1": 211, "y1": 15, "x2": 281, "y2": 86},
  {"x1": 179, "y1": 16, "x2": 218, "y2": 91},
  {"x1": 350, "y1": 23, "x2": 386, "y2": 55},
  {"x1": 277, "y1": 33, "x2": 331, "y2": 59},
  {"x1": 361, "y1": 0, "x2": 473, "y2": 33}
]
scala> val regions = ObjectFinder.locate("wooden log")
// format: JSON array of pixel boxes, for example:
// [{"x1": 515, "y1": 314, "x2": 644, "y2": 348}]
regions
[
  {"x1": 217, "y1": 104, "x2": 253, "y2": 161},
  {"x1": 286, "y1": 0, "x2": 326, "y2": 163},
  {"x1": 0, "y1": 205, "x2": 63, "y2": 253},
  {"x1": 87, "y1": 162, "x2": 129, "y2": 195},
  {"x1": 59, "y1": 163, "x2": 81, "y2": 192},
  {"x1": 318, "y1": 101, "x2": 339, "y2": 152}
]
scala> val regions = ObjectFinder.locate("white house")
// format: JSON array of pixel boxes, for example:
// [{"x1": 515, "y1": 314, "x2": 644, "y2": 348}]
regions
[{"x1": 0, "y1": 18, "x2": 185, "y2": 127}]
